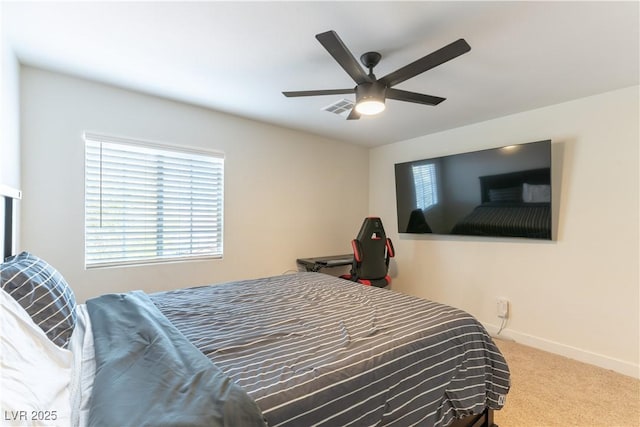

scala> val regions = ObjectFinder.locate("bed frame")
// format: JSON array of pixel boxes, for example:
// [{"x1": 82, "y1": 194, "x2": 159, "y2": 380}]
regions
[
  {"x1": 0, "y1": 187, "x2": 498, "y2": 427},
  {"x1": 450, "y1": 408, "x2": 496, "y2": 427},
  {"x1": 0, "y1": 184, "x2": 21, "y2": 261}
]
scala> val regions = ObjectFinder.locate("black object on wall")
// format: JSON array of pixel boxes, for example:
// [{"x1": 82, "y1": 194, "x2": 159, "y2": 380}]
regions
[{"x1": 395, "y1": 140, "x2": 552, "y2": 240}]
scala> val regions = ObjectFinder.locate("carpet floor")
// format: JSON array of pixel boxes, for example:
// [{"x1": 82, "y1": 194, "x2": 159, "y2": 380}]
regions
[{"x1": 493, "y1": 338, "x2": 640, "y2": 427}]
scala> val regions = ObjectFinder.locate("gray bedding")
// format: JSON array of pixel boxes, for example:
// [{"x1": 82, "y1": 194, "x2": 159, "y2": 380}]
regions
[
  {"x1": 86, "y1": 291, "x2": 266, "y2": 427},
  {"x1": 150, "y1": 272, "x2": 510, "y2": 426}
]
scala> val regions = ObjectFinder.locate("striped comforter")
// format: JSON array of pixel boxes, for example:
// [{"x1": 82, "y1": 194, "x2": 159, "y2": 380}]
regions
[{"x1": 151, "y1": 272, "x2": 510, "y2": 427}]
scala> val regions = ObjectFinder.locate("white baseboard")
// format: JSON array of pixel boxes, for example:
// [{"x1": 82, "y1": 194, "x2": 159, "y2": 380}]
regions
[{"x1": 482, "y1": 322, "x2": 640, "y2": 379}]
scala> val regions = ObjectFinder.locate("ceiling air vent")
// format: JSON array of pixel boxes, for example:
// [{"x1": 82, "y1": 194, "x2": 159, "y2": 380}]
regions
[{"x1": 322, "y1": 99, "x2": 355, "y2": 117}]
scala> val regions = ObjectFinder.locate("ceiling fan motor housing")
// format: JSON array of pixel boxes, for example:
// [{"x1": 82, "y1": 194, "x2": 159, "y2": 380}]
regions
[{"x1": 356, "y1": 82, "x2": 386, "y2": 102}]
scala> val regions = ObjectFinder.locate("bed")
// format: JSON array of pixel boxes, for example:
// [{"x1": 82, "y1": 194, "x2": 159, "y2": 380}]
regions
[
  {"x1": 450, "y1": 168, "x2": 552, "y2": 239},
  {"x1": 0, "y1": 189, "x2": 509, "y2": 427}
]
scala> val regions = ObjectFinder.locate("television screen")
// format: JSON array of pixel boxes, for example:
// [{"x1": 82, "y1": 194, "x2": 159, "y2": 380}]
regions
[{"x1": 394, "y1": 140, "x2": 552, "y2": 240}]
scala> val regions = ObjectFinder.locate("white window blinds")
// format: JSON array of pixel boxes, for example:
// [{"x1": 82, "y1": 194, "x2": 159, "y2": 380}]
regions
[
  {"x1": 84, "y1": 133, "x2": 224, "y2": 268},
  {"x1": 412, "y1": 163, "x2": 438, "y2": 210}
]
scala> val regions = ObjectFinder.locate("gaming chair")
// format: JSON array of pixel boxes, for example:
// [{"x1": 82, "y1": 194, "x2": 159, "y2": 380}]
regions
[{"x1": 341, "y1": 217, "x2": 395, "y2": 288}]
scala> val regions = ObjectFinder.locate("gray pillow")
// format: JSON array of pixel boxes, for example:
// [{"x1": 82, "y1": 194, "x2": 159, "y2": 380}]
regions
[{"x1": 1, "y1": 252, "x2": 77, "y2": 348}]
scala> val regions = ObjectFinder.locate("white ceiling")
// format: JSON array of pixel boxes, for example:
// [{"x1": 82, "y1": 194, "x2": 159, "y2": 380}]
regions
[{"x1": 2, "y1": 1, "x2": 639, "y2": 147}]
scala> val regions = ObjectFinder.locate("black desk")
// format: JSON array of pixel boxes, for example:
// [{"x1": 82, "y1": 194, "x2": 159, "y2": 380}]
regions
[{"x1": 297, "y1": 254, "x2": 354, "y2": 272}]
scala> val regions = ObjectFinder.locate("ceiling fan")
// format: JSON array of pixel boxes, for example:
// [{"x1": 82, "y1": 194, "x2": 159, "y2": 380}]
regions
[{"x1": 283, "y1": 30, "x2": 471, "y2": 120}]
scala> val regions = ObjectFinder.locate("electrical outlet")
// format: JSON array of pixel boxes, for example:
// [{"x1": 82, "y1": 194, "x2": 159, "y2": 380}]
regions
[{"x1": 497, "y1": 298, "x2": 509, "y2": 319}]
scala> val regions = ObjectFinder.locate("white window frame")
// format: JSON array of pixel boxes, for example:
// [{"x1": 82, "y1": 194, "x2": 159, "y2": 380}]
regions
[{"x1": 84, "y1": 132, "x2": 224, "y2": 268}]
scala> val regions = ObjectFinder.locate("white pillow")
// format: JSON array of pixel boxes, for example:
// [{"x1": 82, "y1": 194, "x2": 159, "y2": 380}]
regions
[
  {"x1": 0, "y1": 288, "x2": 72, "y2": 427},
  {"x1": 522, "y1": 183, "x2": 551, "y2": 203}
]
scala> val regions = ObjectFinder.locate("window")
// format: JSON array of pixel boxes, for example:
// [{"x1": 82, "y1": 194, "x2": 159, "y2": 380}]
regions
[
  {"x1": 412, "y1": 163, "x2": 438, "y2": 210},
  {"x1": 84, "y1": 133, "x2": 224, "y2": 268}
]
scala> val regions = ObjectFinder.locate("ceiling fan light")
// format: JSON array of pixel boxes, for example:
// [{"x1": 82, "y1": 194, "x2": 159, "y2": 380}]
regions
[
  {"x1": 355, "y1": 99, "x2": 386, "y2": 115},
  {"x1": 355, "y1": 82, "x2": 387, "y2": 115}
]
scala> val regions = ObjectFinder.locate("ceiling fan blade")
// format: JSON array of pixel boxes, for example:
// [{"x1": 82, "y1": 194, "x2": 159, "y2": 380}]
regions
[
  {"x1": 316, "y1": 30, "x2": 372, "y2": 85},
  {"x1": 346, "y1": 108, "x2": 360, "y2": 120},
  {"x1": 379, "y1": 39, "x2": 471, "y2": 87},
  {"x1": 282, "y1": 88, "x2": 354, "y2": 97},
  {"x1": 386, "y1": 88, "x2": 446, "y2": 105}
]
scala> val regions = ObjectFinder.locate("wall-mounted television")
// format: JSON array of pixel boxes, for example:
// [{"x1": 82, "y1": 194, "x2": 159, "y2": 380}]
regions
[{"x1": 395, "y1": 140, "x2": 552, "y2": 240}]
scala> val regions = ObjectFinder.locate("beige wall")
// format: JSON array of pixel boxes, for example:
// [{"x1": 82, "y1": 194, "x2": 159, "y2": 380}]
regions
[
  {"x1": 1, "y1": 34, "x2": 20, "y2": 189},
  {"x1": 1, "y1": 35, "x2": 21, "y2": 256},
  {"x1": 19, "y1": 67, "x2": 369, "y2": 302},
  {"x1": 370, "y1": 86, "x2": 639, "y2": 377}
]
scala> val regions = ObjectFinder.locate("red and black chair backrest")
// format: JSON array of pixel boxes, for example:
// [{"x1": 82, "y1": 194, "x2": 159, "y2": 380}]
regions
[{"x1": 343, "y1": 217, "x2": 395, "y2": 287}]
